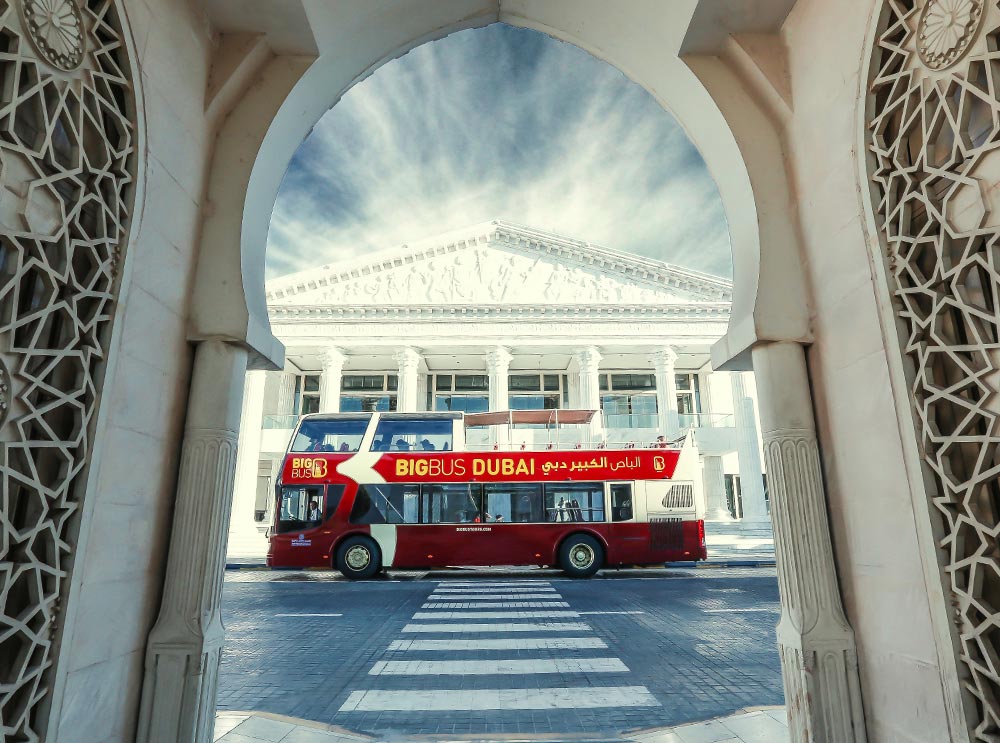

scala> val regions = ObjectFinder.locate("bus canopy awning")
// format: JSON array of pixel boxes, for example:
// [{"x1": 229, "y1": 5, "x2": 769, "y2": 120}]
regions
[{"x1": 463, "y1": 409, "x2": 598, "y2": 427}]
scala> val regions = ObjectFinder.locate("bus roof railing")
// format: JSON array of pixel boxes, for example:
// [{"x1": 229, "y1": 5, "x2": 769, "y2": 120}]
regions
[{"x1": 464, "y1": 409, "x2": 597, "y2": 427}]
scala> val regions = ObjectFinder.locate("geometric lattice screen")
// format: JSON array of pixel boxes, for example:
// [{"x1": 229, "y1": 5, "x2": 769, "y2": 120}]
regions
[
  {"x1": 0, "y1": 0, "x2": 136, "y2": 739},
  {"x1": 866, "y1": 1, "x2": 1000, "y2": 739}
]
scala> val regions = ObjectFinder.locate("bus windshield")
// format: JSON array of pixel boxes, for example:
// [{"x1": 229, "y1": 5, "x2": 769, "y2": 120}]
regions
[{"x1": 291, "y1": 417, "x2": 369, "y2": 453}]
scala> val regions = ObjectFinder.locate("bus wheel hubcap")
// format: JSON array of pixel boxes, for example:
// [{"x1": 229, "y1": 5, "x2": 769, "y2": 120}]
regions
[
  {"x1": 346, "y1": 545, "x2": 371, "y2": 570},
  {"x1": 571, "y1": 545, "x2": 594, "y2": 569}
]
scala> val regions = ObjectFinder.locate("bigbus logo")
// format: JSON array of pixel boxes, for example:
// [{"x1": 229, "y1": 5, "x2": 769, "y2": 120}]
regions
[{"x1": 290, "y1": 457, "x2": 328, "y2": 479}]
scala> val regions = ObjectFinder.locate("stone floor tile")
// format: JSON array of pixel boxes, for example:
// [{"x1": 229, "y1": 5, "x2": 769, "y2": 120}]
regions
[
  {"x1": 217, "y1": 733, "x2": 275, "y2": 743},
  {"x1": 671, "y1": 719, "x2": 741, "y2": 743},
  {"x1": 762, "y1": 707, "x2": 788, "y2": 724},
  {"x1": 215, "y1": 714, "x2": 251, "y2": 741},
  {"x1": 230, "y1": 715, "x2": 298, "y2": 742},
  {"x1": 281, "y1": 728, "x2": 356, "y2": 743},
  {"x1": 720, "y1": 711, "x2": 790, "y2": 743}
]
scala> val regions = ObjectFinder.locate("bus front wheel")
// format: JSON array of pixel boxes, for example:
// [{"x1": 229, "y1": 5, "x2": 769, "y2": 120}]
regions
[
  {"x1": 559, "y1": 534, "x2": 604, "y2": 578},
  {"x1": 336, "y1": 536, "x2": 382, "y2": 580}
]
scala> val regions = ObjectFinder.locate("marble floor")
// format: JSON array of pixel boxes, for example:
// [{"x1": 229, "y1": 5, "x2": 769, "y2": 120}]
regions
[{"x1": 214, "y1": 707, "x2": 789, "y2": 743}]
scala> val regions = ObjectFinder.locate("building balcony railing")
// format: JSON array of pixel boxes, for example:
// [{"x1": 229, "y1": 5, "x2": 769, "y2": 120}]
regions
[
  {"x1": 678, "y1": 412, "x2": 734, "y2": 428},
  {"x1": 263, "y1": 414, "x2": 301, "y2": 429},
  {"x1": 602, "y1": 413, "x2": 658, "y2": 429},
  {"x1": 262, "y1": 411, "x2": 735, "y2": 432}
]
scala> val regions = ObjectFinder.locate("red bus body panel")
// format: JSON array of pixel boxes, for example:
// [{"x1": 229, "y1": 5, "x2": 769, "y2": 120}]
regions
[{"x1": 267, "y1": 449, "x2": 707, "y2": 569}]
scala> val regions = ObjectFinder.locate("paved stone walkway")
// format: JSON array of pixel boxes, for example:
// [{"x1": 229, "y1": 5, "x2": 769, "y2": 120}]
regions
[
  {"x1": 214, "y1": 707, "x2": 789, "y2": 742},
  {"x1": 219, "y1": 568, "x2": 783, "y2": 737}
]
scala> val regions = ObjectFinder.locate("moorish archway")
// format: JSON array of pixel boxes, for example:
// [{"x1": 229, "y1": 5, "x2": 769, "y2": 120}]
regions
[
  {"x1": 862, "y1": 1, "x2": 1000, "y2": 739},
  {"x1": 143, "y1": 3, "x2": 865, "y2": 743},
  {"x1": 0, "y1": 0, "x2": 141, "y2": 739}
]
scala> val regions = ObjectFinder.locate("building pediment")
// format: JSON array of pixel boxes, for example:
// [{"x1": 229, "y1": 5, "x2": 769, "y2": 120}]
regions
[{"x1": 266, "y1": 221, "x2": 732, "y2": 307}]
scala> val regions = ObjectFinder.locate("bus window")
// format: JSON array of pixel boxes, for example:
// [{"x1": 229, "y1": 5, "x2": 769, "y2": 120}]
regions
[
  {"x1": 610, "y1": 483, "x2": 633, "y2": 522},
  {"x1": 421, "y1": 483, "x2": 483, "y2": 523},
  {"x1": 291, "y1": 417, "x2": 369, "y2": 453},
  {"x1": 325, "y1": 484, "x2": 346, "y2": 521},
  {"x1": 483, "y1": 483, "x2": 543, "y2": 523},
  {"x1": 372, "y1": 417, "x2": 453, "y2": 453},
  {"x1": 277, "y1": 485, "x2": 326, "y2": 533},
  {"x1": 350, "y1": 484, "x2": 420, "y2": 524},
  {"x1": 545, "y1": 483, "x2": 605, "y2": 522}
]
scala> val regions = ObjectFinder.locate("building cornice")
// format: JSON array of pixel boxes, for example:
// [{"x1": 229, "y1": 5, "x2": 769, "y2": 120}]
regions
[
  {"x1": 268, "y1": 303, "x2": 732, "y2": 323},
  {"x1": 265, "y1": 220, "x2": 733, "y2": 304}
]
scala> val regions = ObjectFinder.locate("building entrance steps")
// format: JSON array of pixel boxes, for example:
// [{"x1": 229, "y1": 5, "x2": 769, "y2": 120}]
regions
[
  {"x1": 214, "y1": 708, "x2": 789, "y2": 743},
  {"x1": 703, "y1": 520, "x2": 774, "y2": 565}
]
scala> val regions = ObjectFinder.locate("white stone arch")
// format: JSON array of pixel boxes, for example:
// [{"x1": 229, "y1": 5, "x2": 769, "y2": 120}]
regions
[
  {"x1": 144, "y1": 4, "x2": 866, "y2": 743},
  {"x1": 190, "y1": 2, "x2": 803, "y2": 372}
]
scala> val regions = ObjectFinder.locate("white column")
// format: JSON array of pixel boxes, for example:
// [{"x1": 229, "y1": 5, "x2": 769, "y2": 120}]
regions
[
  {"x1": 275, "y1": 371, "x2": 296, "y2": 415},
  {"x1": 752, "y1": 341, "x2": 866, "y2": 743},
  {"x1": 574, "y1": 346, "x2": 602, "y2": 410},
  {"x1": 732, "y1": 371, "x2": 768, "y2": 522},
  {"x1": 574, "y1": 346, "x2": 603, "y2": 439},
  {"x1": 486, "y1": 347, "x2": 513, "y2": 411},
  {"x1": 702, "y1": 455, "x2": 732, "y2": 520},
  {"x1": 653, "y1": 347, "x2": 681, "y2": 436},
  {"x1": 318, "y1": 347, "x2": 347, "y2": 414},
  {"x1": 138, "y1": 340, "x2": 248, "y2": 743},
  {"x1": 394, "y1": 347, "x2": 421, "y2": 412},
  {"x1": 227, "y1": 370, "x2": 267, "y2": 557}
]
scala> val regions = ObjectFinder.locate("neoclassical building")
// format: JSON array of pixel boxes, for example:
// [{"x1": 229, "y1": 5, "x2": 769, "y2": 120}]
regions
[{"x1": 227, "y1": 222, "x2": 768, "y2": 554}]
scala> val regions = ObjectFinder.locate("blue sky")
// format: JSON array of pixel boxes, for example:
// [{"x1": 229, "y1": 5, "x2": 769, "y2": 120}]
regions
[{"x1": 266, "y1": 24, "x2": 731, "y2": 280}]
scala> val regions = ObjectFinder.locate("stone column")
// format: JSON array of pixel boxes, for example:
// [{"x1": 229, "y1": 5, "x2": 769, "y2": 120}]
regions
[
  {"x1": 732, "y1": 371, "x2": 768, "y2": 522},
  {"x1": 318, "y1": 347, "x2": 347, "y2": 414},
  {"x1": 653, "y1": 346, "x2": 681, "y2": 436},
  {"x1": 227, "y1": 370, "x2": 267, "y2": 556},
  {"x1": 275, "y1": 371, "x2": 296, "y2": 415},
  {"x1": 702, "y1": 455, "x2": 732, "y2": 520},
  {"x1": 394, "y1": 347, "x2": 421, "y2": 412},
  {"x1": 751, "y1": 341, "x2": 867, "y2": 743},
  {"x1": 486, "y1": 346, "x2": 513, "y2": 411},
  {"x1": 138, "y1": 340, "x2": 249, "y2": 743},
  {"x1": 574, "y1": 346, "x2": 602, "y2": 410},
  {"x1": 574, "y1": 346, "x2": 603, "y2": 439}
]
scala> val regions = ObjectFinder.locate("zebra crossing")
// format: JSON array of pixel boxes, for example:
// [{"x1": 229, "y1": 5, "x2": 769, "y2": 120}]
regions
[{"x1": 338, "y1": 579, "x2": 661, "y2": 713}]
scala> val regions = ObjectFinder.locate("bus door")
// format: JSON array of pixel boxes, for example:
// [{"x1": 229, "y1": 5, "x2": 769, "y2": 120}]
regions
[{"x1": 607, "y1": 481, "x2": 646, "y2": 564}]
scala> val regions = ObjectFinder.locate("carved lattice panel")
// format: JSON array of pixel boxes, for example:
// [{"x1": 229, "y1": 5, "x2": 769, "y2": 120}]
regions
[
  {"x1": 0, "y1": 0, "x2": 136, "y2": 740},
  {"x1": 866, "y1": 1, "x2": 1000, "y2": 739}
]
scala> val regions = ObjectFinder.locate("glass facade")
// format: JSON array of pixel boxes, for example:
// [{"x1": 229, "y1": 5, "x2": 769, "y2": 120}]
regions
[
  {"x1": 340, "y1": 373, "x2": 398, "y2": 412},
  {"x1": 599, "y1": 372, "x2": 659, "y2": 428},
  {"x1": 508, "y1": 373, "x2": 566, "y2": 411},
  {"x1": 430, "y1": 374, "x2": 489, "y2": 413}
]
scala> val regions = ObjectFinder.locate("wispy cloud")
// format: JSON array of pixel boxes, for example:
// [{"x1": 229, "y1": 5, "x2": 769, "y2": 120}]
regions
[{"x1": 267, "y1": 24, "x2": 732, "y2": 280}]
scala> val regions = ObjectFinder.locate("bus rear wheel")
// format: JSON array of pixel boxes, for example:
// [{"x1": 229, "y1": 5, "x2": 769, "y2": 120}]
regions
[
  {"x1": 336, "y1": 536, "x2": 381, "y2": 580},
  {"x1": 559, "y1": 534, "x2": 603, "y2": 578}
]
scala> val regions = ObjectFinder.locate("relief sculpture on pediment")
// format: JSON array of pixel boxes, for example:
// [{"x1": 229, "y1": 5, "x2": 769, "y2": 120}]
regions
[{"x1": 312, "y1": 245, "x2": 691, "y2": 305}]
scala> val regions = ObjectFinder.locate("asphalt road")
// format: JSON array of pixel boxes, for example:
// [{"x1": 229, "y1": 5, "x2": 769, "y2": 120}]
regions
[{"x1": 218, "y1": 567, "x2": 784, "y2": 738}]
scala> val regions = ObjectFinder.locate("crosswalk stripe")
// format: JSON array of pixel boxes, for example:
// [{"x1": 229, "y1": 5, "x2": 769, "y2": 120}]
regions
[
  {"x1": 338, "y1": 686, "x2": 661, "y2": 711},
  {"x1": 412, "y1": 610, "x2": 578, "y2": 619},
  {"x1": 387, "y1": 638, "x2": 607, "y2": 651},
  {"x1": 422, "y1": 602, "x2": 569, "y2": 609},
  {"x1": 429, "y1": 592, "x2": 560, "y2": 599},
  {"x1": 432, "y1": 587, "x2": 557, "y2": 593},
  {"x1": 401, "y1": 622, "x2": 591, "y2": 633},
  {"x1": 441, "y1": 581, "x2": 553, "y2": 587},
  {"x1": 369, "y1": 657, "x2": 628, "y2": 675}
]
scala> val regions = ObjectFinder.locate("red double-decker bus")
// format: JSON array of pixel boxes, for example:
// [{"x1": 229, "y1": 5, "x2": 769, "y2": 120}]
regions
[{"x1": 267, "y1": 412, "x2": 706, "y2": 578}]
